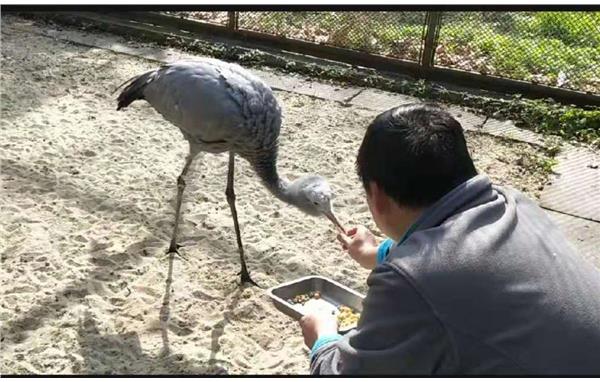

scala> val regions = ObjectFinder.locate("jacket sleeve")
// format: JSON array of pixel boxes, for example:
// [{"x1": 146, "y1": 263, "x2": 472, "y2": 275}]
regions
[{"x1": 310, "y1": 263, "x2": 457, "y2": 375}]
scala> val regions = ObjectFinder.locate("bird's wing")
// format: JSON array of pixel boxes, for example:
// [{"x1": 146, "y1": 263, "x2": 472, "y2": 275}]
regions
[{"x1": 141, "y1": 60, "x2": 280, "y2": 149}]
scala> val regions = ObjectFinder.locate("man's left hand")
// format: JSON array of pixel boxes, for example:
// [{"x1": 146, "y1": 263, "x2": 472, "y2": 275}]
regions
[{"x1": 299, "y1": 311, "x2": 339, "y2": 349}]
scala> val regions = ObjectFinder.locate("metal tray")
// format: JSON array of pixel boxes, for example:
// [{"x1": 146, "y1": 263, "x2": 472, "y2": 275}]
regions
[{"x1": 266, "y1": 276, "x2": 365, "y2": 333}]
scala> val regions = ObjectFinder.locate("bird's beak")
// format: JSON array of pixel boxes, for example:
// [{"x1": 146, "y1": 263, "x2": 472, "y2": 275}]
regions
[{"x1": 324, "y1": 210, "x2": 345, "y2": 234}]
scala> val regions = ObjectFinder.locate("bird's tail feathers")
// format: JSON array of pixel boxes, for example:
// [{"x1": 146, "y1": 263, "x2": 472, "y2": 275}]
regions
[
  {"x1": 112, "y1": 74, "x2": 139, "y2": 95},
  {"x1": 115, "y1": 69, "x2": 157, "y2": 111}
]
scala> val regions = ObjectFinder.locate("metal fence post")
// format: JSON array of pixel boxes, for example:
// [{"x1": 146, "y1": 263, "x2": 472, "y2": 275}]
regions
[
  {"x1": 421, "y1": 11, "x2": 442, "y2": 69},
  {"x1": 228, "y1": 11, "x2": 239, "y2": 30}
]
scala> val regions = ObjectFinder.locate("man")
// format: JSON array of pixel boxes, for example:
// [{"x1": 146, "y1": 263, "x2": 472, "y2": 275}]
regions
[{"x1": 299, "y1": 103, "x2": 600, "y2": 375}]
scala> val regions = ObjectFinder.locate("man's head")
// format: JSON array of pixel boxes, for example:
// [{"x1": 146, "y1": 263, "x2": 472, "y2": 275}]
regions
[{"x1": 356, "y1": 103, "x2": 477, "y2": 240}]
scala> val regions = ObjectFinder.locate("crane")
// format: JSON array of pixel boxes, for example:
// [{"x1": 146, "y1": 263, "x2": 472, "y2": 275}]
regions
[{"x1": 115, "y1": 59, "x2": 344, "y2": 286}]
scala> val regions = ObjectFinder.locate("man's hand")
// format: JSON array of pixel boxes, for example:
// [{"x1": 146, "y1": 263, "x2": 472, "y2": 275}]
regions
[
  {"x1": 336, "y1": 225, "x2": 378, "y2": 270},
  {"x1": 299, "y1": 311, "x2": 339, "y2": 349}
]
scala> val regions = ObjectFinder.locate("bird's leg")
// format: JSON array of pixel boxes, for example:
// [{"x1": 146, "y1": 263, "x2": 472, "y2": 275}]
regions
[
  {"x1": 165, "y1": 152, "x2": 195, "y2": 259},
  {"x1": 226, "y1": 152, "x2": 259, "y2": 287}
]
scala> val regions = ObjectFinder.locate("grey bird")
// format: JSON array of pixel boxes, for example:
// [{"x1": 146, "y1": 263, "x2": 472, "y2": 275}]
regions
[{"x1": 115, "y1": 59, "x2": 344, "y2": 286}]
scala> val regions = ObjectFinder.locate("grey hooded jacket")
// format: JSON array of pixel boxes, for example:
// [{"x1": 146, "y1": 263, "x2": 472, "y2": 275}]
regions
[{"x1": 311, "y1": 175, "x2": 600, "y2": 375}]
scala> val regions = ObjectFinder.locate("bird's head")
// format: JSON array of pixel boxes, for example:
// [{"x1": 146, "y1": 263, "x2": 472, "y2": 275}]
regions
[{"x1": 288, "y1": 175, "x2": 345, "y2": 233}]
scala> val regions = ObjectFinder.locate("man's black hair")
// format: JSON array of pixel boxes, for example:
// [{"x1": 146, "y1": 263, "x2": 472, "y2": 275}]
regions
[{"x1": 356, "y1": 103, "x2": 478, "y2": 208}]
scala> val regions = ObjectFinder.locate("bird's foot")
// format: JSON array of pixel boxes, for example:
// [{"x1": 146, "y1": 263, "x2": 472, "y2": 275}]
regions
[
  {"x1": 159, "y1": 244, "x2": 189, "y2": 262},
  {"x1": 237, "y1": 269, "x2": 260, "y2": 288}
]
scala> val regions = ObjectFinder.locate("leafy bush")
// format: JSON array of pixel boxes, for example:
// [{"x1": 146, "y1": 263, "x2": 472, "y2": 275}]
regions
[
  {"x1": 506, "y1": 98, "x2": 600, "y2": 146},
  {"x1": 558, "y1": 108, "x2": 600, "y2": 143}
]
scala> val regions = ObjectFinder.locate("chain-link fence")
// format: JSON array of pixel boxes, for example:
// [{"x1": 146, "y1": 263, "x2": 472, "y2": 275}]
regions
[
  {"x1": 237, "y1": 12, "x2": 427, "y2": 62},
  {"x1": 435, "y1": 12, "x2": 600, "y2": 93},
  {"x1": 164, "y1": 11, "x2": 229, "y2": 26},
  {"x1": 160, "y1": 11, "x2": 600, "y2": 95}
]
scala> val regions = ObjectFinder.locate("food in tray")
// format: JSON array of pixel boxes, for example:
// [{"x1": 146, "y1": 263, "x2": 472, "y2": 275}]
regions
[
  {"x1": 289, "y1": 291, "x2": 337, "y2": 316},
  {"x1": 289, "y1": 291, "x2": 361, "y2": 330},
  {"x1": 337, "y1": 305, "x2": 361, "y2": 330},
  {"x1": 289, "y1": 291, "x2": 321, "y2": 304}
]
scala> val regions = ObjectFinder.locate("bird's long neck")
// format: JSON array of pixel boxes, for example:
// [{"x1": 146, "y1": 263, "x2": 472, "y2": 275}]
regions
[{"x1": 250, "y1": 147, "x2": 295, "y2": 206}]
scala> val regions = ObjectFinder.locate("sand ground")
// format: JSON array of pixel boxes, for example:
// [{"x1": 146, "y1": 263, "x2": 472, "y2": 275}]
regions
[{"x1": 1, "y1": 15, "x2": 552, "y2": 374}]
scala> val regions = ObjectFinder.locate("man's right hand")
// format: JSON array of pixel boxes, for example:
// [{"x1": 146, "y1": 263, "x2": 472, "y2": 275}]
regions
[{"x1": 336, "y1": 225, "x2": 379, "y2": 270}]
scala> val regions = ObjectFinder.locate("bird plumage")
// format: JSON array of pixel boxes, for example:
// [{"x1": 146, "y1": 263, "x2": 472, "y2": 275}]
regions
[{"x1": 119, "y1": 59, "x2": 280, "y2": 155}]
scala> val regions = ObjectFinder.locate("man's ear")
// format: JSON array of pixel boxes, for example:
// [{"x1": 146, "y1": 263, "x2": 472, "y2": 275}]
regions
[{"x1": 369, "y1": 181, "x2": 390, "y2": 216}]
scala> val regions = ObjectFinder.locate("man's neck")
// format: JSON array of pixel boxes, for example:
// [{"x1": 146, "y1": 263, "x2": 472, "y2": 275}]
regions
[{"x1": 388, "y1": 206, "x2": 426, "y2": 242}]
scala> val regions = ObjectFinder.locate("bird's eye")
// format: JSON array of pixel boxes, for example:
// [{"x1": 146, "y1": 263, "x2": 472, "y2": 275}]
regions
[{"x1": 313, "y1": 201, "x2": 318, "y2": 205}]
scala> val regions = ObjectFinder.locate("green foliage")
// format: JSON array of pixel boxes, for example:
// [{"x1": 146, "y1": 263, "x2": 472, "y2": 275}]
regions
[
  {"x1": 177, "y1": 11, "x2": 600, "y2": 92},
  {"x1": 536, "y1": 156, "x2": 559, "y2": 174},
  {"x1": 558, "y1": 108, "x2": 600, "y2": 143},
  {"x1": 170, "y1": 11, "x2": 600, "y2": 92},
  {"x1": 532, "y1": 12, "x2": 600, "y2": 47},
  {"x1": 503, "y1": 98, "x2": 600, "y2": 147},
  {"x1": 437, "y1": 12, "x2": 600, "y2": 91}
]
